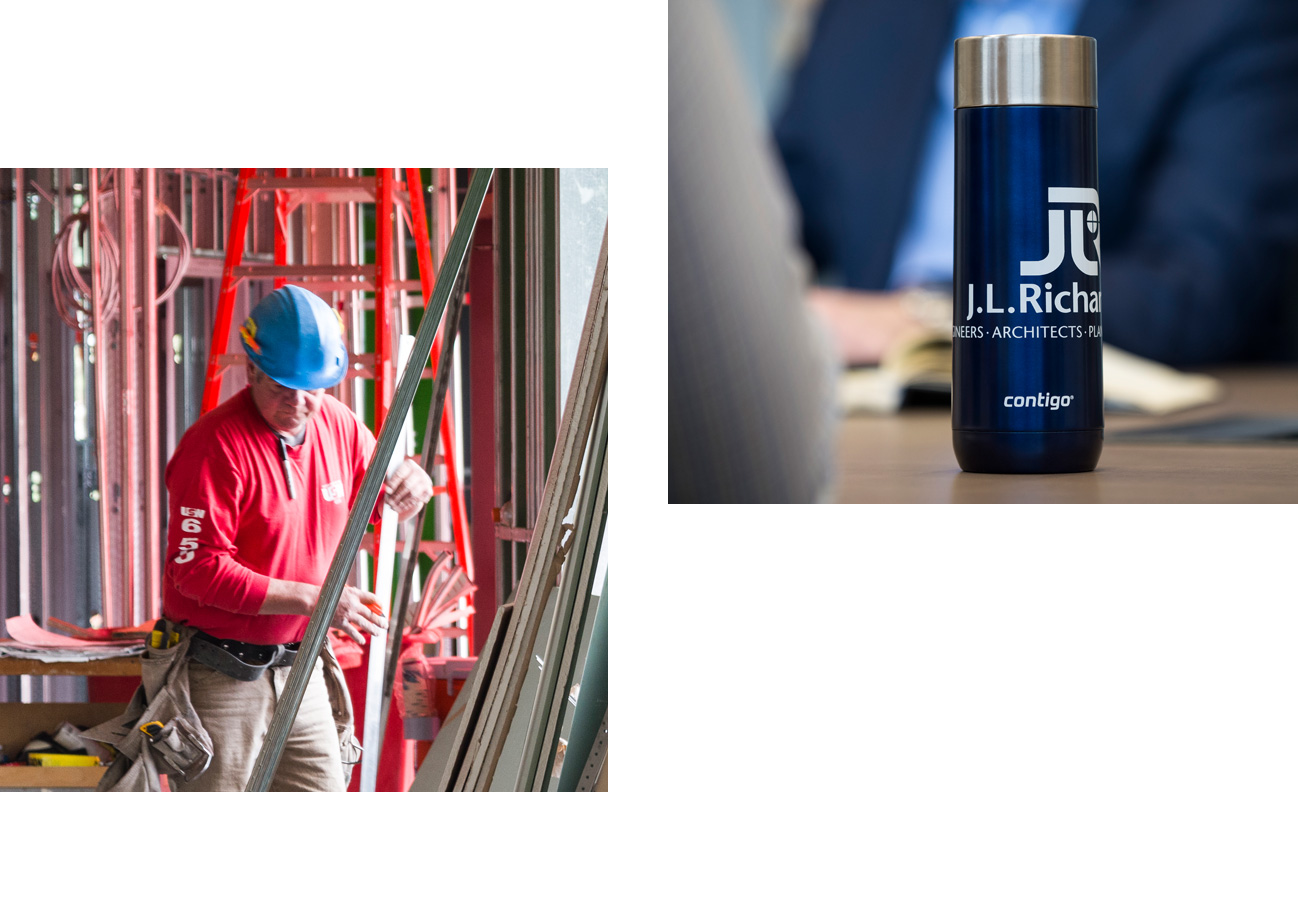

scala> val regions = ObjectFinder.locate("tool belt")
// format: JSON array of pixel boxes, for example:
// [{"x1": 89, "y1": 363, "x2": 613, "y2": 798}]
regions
[
  {"x1": 83, "y1": 620, "x2": 359, "y2": 790},
  {"x1": 189, "y1": 630, "x2": 301, "y2": 682}
]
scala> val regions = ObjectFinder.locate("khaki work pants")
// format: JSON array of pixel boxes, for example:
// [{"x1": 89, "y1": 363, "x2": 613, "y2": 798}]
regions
[{"x1": 171, "y1": 656, "x2": 345, "y2": 792}]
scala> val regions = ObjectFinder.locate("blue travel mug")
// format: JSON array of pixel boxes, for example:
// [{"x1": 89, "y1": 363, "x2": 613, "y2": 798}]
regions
[{"x1": 952, "y1": 34, "x2": 1103, "y2": 473}]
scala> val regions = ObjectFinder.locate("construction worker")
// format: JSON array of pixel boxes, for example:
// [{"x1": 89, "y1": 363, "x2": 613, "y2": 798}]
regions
[{"x1": 159, "y1": 284, "x2": 434, "y2": 791}]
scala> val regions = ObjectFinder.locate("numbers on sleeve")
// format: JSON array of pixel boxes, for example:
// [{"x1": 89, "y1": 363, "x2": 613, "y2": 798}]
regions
[{"x1": 173, "y1": 509, "x2": 206, "y2": 564}]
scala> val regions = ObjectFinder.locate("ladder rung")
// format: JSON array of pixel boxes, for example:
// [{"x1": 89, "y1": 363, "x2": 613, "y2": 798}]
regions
[
  {"x1": 245, "y1": 176, "x2": 412, "y2": 208},
  {"x1": 291, "y1": 188, "x2": 410, "y2": 206},
  {"x1": 290, "y1": 280, "x2": 378, "y2": 295},
  {"x1": 247, "y1": 176, "x2": 376, "y2": 192},
  {"x1": 232, "y1": 264, "x2": 375, "y2": 280},
  {"x1": 247, "y1": 174, "x2": 373, "y2": 193},
  {"x1": 229, "y1": 271, "x2": 423, "y2": 296},
  {"x1": 295, "y1": 280, "x2": 424, "y2": 295}
]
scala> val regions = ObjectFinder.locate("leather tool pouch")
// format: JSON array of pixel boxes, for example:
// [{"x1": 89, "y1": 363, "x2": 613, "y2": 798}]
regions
[
  {"x1": 82, "y1": 625, "x2": 214, "y2": 790},
  {"x1": 140, "y1": 715, "x2": 213, "y2": 779}
]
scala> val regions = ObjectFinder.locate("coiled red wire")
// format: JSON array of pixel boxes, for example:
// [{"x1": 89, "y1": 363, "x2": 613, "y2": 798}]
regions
[{"x1": 49, "y1": 170, "x2": 192, "y2": 331}]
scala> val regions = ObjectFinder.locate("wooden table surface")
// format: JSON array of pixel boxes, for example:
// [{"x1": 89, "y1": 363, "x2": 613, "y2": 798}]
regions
[
  {"x1": 0, "y1": 655, "x2": 142, "y2": 677},
  {"x1": 834, "y1": 367, "x2": 1298, "y2": 503}
]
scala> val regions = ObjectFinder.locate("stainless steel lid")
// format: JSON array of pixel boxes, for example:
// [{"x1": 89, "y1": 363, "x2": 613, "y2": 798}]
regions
[{"x1": 955, "y1": 34, "x2": 1097, "y2": 108}]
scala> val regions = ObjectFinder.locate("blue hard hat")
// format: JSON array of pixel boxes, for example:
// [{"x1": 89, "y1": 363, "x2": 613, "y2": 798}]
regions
[{"x1": 239, "y1": 285, "x2": 349, "y2": 390}]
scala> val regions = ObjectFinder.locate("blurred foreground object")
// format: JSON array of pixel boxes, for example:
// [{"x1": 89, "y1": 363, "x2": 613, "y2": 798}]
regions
[{"x1": 669, "y1": 0, "x2": 837, "y2": 502}]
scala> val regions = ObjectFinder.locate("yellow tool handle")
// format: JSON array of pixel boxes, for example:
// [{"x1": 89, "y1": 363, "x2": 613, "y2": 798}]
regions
[
  {"x1": 149, "y1": 626, "x2": 180, "y2": 648},
  {"x1": 27, "y1": 752, "x2": 100, "y2": 767}
]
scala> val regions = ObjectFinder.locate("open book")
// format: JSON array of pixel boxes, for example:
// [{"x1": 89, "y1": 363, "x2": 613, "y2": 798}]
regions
[{"x1": 839, "y1": 328, "x2": 1223, "y2": 416}]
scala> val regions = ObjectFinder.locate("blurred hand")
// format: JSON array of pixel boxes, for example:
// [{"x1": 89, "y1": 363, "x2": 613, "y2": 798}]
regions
[
  {"x1": 333, "y1": 585, "x2": 387, "y2": 644},
  {"x1": 806, "y1": 287, "x2": 932, "y2": 366},
  {"x1": 384, "y1": 457, "x2": 434, "y2": 521}
]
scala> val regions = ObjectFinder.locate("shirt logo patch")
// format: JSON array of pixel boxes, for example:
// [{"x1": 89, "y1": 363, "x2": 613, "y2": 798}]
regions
[{"x1": 322, "y1": 481, "x2": 345, "y2": 503}]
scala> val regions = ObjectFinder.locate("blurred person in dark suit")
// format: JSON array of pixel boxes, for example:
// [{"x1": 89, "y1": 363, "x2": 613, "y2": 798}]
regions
[
  {"x1": 670, "y1": 0, "x2": 838, "y2": 503},
  {"x1": 774, "y1": 0, "x2": 1298, "y2": 368}
]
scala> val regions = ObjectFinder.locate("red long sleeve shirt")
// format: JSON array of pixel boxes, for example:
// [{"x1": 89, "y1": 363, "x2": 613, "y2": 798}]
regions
[{"x1": 162, "y1": 387, "x2": 379, "y2": 645}]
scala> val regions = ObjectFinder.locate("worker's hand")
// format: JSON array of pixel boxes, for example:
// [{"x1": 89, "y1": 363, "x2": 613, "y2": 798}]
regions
[
  {"x1": 384, "y1": 457, "x2": 434, "y2": 521},
  {"x1": 333, "y1": 585, "x2": 387, "y2": 644}
]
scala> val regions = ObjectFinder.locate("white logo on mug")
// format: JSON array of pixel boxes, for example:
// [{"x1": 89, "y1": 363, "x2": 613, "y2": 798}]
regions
[{"x1": 1021, "y1": 187, "x2": 1100, "y2": 277}]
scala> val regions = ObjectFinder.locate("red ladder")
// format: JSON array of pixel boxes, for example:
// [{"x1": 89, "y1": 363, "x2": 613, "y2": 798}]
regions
[{"x1": 198, "y1": 168, "x2": 474, "y2": 647}]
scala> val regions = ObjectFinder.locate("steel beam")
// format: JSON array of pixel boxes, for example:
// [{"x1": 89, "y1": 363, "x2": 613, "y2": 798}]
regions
[
  {"x1": 508, "y1": 171, "x2": 526, "y2": 593},
  {"x1": 524, "y1": 169, "x2": 559, "y2": 531},
  {"x1": 7, "y1": 169, "x2": 32, "y2": 700},
  {"x1": 143, "y1": 169, "x2": 162, "y2": 621},
  {"x1": 89, "y1": 168, "x2": 116, "y2": 627},
  {"x1": 117, "y1": 168, "x2": 140, "y2": 623},
  {"x1": 374, "y1": 168, "x2": 395, "y2": 430},
  {"x1": 163, "y1": 254, "x2": 177, "y2": 471},
  {"x1": 469, "y1": 199, "x2": 497, "y2": 656},
  {"x1": 30, "y1": 170, "x2": 70, "y2": 694},
  {"x1": 10, "y1": 168, "x2": 30, "y2": 625}
]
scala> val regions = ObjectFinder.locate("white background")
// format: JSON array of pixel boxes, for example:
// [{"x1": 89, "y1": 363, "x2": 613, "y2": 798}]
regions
[{"x1": 7, "y1": 3, "x2": 1296, "y2": 897}]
